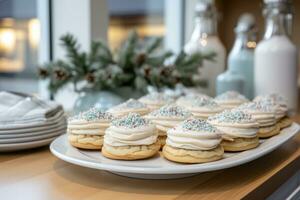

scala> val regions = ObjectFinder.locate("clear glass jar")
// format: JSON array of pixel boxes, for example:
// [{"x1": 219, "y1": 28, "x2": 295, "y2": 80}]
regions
[
  {"x1": 254, "y1": 0, "x2": 298, "y2": 110},
  {"x1": 227, "y1": 14, "x2": 257, "y2": 99},
  {"x1": 184, "y1": 0, "x2": 226, "y2": 96}
]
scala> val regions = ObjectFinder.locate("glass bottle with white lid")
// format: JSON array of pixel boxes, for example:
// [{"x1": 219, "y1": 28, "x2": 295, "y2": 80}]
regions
[
  {"x1": 254, "y1": 0, "x2": 298, "y2": 110},
  {"x1": 216, "y1": 13, "x2": 257, "y2": 98},
  {"x1": 184, "y1": 0, "x2": 226, "y2": 96}
]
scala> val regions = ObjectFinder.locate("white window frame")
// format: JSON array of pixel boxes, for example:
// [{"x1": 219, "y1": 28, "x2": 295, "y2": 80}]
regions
[
  {"x1": 37, "y1": 0, "x2": 52, "y2": 99},
  {"x1": 164, "y1": 0, "x2": 185, "y2": 53}
]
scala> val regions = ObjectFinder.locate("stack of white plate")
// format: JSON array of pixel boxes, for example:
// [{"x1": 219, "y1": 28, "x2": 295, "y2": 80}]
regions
[{"x1": 0, "y1": 92, "x2": 67, "y2": 152}]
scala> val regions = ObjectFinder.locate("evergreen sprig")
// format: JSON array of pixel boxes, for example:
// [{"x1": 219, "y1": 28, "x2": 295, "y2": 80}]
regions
[{"x1": 38, "y1": 31, "x2": 215, "y2": 95}]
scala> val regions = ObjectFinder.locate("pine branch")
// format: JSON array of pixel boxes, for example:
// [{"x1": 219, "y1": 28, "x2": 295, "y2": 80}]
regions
[
  {"x1": 174, "y1": 51, "x2": 186, "y2": 66},
  {"x1": 117, "y1": 31, "x2": 138, "y2": 70},
  {"x1": 60, "y1": 34, "x2": 88, "y2": 75},
  {"x1": 145, "y1": 51, "x2": 173, "y2": 66},
  {"x1": 89, "y1": 41, "x2": 114, "y2": 67},
  {"x1": 201, "y1": 51, "x2": 217, "y2": 62},
  {"x1": 46, "y1": 60, "x2": 73, "y2": 94},
  {"x1": 38, "y1": 31, "x2": 217, "y2": 95},
  {"x1": 145, "y1": 37, "x2": 163, "y2": 54},
  {"x1": 60, "y1": 34, "x2": 80, "y2": 59}
]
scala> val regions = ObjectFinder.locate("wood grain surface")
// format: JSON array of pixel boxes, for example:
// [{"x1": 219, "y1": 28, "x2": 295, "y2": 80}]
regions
[{"x1": 0, "y1": 117, "x2": 300, "y2": 200}]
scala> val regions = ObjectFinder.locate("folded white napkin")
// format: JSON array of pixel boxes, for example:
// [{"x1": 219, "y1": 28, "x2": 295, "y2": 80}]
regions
[{"x1": 0, "y1": 92, "x2": 65, "y2": 126}]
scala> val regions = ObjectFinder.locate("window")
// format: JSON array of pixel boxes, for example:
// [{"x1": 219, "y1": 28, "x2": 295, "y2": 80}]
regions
[
  {"x1": 0, "y1": 0, "x2": 185, "y2": 101},
  {"x1": 0, "y1": 0, "x2": 40, "y2": 77},
  {"x1": 0, "y1": 0, "x2": 51, "y2": 94},
  {"x1": 107, "y1": 0, "x2": 165, "y2": 49}
]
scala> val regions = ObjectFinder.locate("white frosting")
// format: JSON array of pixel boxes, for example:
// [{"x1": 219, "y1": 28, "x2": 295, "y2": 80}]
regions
[
  {"x1": 145, "y1": 105, "x2": 192, "y2": 135},
  {"x1": 148, "y1": 118, "x2": 183, "y2": 135},
  {"x1": 215, "y1": 91, "x2": 249, "y2": 109},
  {"x1": 166, "y1": 127, "x2": 221, "y2": 150},
  {"x1": 139, "y1": 92, "x2": 174, "y2": 111},
  {"x1": 68, "y1": 128, "x2": 106, "y2": 135},
  {"x1": 213, "y1": 126, "x2": 258, "y2": 139},
  {"x1": 104, "y1": 125, "x2": 157, "y2": 146},
  {"x1": 68, "y1": 120, "x2": 110, "y2": 128},
  {"x1": 108, "y1": 108, "x2": 148, "y2": 118},
  {"x1": 208, "y1": 110, "x2": 259, "y2": 139},
  {"x1": 176, "y1": 95, "x2": 222, "y2": 119},
  {"x1": 254, "y1": 94, "x2": 288, "y2": 108},
  {"x1": 249, "y1": 112, "x2": 276, "y2": 126},
  {"x1": 67, "y1": 107, "x2": 113, "y2": 136},
  {"x1": 275, "y1": 108, "x2": 287, "y2": 119},
  {"x1": 68, "y1": 120, "x2": 110, "y2": 136},
  {"x1": 215, "y1": 101, "x2": 245, "y2": 109},
  {"x1": 185, "y1": 106, "x2": 223, "y2": 119},
  {"x1": 238, "y1": 102, "x2": 277, "y2": 127},
  {"x1": 108, "y1": 99, "x2": 149, "y2": 117},
  {"x1": 253, "y1": 96, "x2": 287, "y2": 120},
  {"x1": 176, "y1": 93, "x2": 211, "y2": 108}
]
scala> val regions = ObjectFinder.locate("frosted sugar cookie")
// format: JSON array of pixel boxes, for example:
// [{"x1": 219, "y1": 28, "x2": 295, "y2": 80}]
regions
[
  {"x1": 254, "y1": 94, "x2": 291, "y2": 129},
  {"x1": 238, "y1": 102, "x2": 280, "y2": 138},
  {"x1": 177, "y1": 95, "x2": 223, "y2": 119},
  {"x1": 68, "y1": 107, "x2": 113, "y2": 150},
  {"x1": 139, "y1": 92, "x2": 175, "y2": 111},
  {"x1": 215, "y1": 91, "x2": 249, "y2": 109},
  {"x1": 163, "y1": 118, "x2": 223, "y2": 164},
  {"x1": 145, "y1": 104, "x2": 192, "y2": 147},
  {"x1": 208, "y1": 109, "x2": 259, "y2": 151},
  {"x1": 102, "y1": 113, "x2": 160, "y2": 160},
  {"x1": 108, "y1": 99, "x2": 149, "y2": 118}
]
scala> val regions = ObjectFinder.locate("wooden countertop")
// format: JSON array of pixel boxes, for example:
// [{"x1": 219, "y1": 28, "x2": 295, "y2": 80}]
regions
[{"x1": 1, "y1": 117, "x2": 300, "y2": 200}]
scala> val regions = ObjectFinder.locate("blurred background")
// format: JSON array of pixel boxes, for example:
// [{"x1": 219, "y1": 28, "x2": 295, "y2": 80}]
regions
[{"x1": 0, "y1": 0, "x2": 299, "y2": 107}]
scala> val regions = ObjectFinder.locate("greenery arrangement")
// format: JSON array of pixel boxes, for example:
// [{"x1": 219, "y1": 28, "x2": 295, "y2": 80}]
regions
[{"x1": 38, "y1": 31, "x2": 215, "y2": 95}]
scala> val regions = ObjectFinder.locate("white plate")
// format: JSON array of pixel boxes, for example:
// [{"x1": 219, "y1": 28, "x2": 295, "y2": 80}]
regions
[
  {"x1": 0, "y1": 126, "x2": 67, "y2": 139},
  {"x1": 0, "y1": 121, "x2": 66, "y2": 135},
  {"x1": 50, "y1": 123, "x2": 300, "y2": 179},
  {"x1": 0, "y1": 136, "x2": 58, "y2": 152},
  {"x1": 0, "y1": 130, "x2": 65, "y2": 144}
]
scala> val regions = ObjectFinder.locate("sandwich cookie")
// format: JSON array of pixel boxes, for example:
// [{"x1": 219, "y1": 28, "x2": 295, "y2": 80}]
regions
[
  {"x1": 208, "y1": 109, "x2": 260, "y2": 151},
  {"x1": 68, "y1": 107, "x2": 113, "y2": 150},
  {"x1": 102, "y1": 113, "x2": 160, "y2": 160},
  {"x1": 163, "y1": 118, "x2": 224, "y2": 164},
  {"x1": 108, "y1": 99, "x2": 149, "y2": 118},
  {"x1": 215, "y1": 91, "x2": 249, "y2": 109},
  {"x1": 176, "y1": 93, "x2": 211, "y2": 108},
  {"x1": 238, "y1": 102, "x2": 280, "y2": 138},
  {"x1": 145, "y1": 104, "x2": 192, "y2": 147},
  {"x1": 178, "y1": 95, "x2": 223, "y2": 119},
  {"x1": 139, "y1": 92, "x2": 175, "y2": 111},
  {"x1": 254, "y1": 94, "x2": 291, "y2": 129}
]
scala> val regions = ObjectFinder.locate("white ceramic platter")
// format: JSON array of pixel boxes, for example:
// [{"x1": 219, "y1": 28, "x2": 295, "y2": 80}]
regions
[{"x1": 50, "y1": 123, "x2": 300, "y2": 179}]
